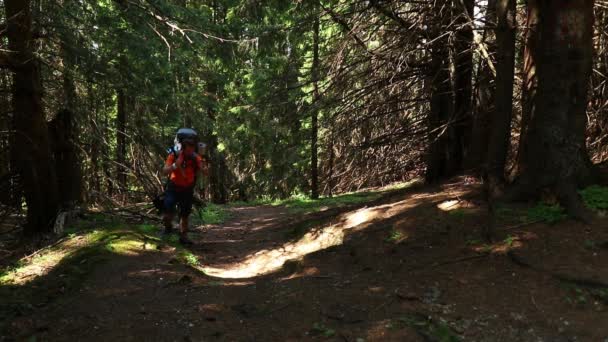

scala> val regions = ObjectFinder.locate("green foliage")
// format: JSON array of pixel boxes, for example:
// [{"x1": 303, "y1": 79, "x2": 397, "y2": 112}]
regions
[
  {"x1": 309, "y1": 323, "x2": 336, "y2": 338},
  {"x1": 386, "y1": 230, "x2": 405, "y2": 243},
  {"x1": 398, "y1": 315, "x2": 461, "y2": 342},
  {"x1": 580, "y1": 185, "x2": 608, "y2": 211},
  {"x1": 197, "y1": 203, "x2": 231, "y2": 225},
  {"x1": 527, "y1": 203, "x2": 567, "y2": 224},
  {"x1": 136, "y1": 224, "x2": 158, "y2": 235},
  {"x1": 178, "y1": 250, "x2": 200, "y2": 266},
  {"x1": 270, "y1": 191, "x2": 381, "y2": 214}
]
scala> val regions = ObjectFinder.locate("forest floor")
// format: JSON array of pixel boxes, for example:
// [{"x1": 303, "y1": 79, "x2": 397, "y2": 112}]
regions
[{"x1": 1, "y1": 178, "x2": 608, "y2": 341}]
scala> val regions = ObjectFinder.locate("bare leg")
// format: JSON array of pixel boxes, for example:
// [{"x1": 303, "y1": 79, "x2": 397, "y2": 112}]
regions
[
  {"x1": 179, "y1": 215, "x2": 193, "y2": 245},
  {"x1": 163, "y1": 212, "x2": 174, "y2": 232},
  {"x1": 180, "y1": 215, "x2": 189, "y2": 235}
]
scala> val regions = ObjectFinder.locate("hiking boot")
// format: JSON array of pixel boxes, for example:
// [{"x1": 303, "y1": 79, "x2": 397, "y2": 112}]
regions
[{"x1": 179, "y1": 234, "x2": 194, "y2": 246}]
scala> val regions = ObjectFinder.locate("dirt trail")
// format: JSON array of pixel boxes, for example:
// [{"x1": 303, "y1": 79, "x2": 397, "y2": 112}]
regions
[{"x1": 2, "y1": 181, "x2": 608, "y2": 341}]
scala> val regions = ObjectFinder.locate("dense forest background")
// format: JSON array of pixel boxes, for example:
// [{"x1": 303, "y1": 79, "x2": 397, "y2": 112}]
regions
[{"x1": 1, "y1": 0, "x2": 608, "y2": 235}]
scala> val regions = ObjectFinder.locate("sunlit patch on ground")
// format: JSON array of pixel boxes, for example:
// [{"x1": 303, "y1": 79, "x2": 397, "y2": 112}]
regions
[
  {"x1": 469, "y1": 232, "x2": 538, "y2": 255},
  {"x1": 0, "y1": 230, "x2": 159, "y2": 286},
  {"x1": 437, "y1": 199, "x2": 477, "y2": 212},
  {"x1": 199, "y1": 191, "x2": 457, "y2": 279},
  {"x1": 106, "y1": 238, "x2": 157, "y2": 256},
  {"x1": 0, "y1": 232, "x2": 105, "y2": 286},
  {"x1": 200, "y1": 224, "x2": 345, "y2": 278}
]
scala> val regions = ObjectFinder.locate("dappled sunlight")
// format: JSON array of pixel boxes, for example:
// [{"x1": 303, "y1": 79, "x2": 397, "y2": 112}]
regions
[
  {"x1": 281, "y1": 266, "x2": 321, "y2": 281},
  {"x1": 199, "y1": 191, "x2": 442, "y2": 279},
  {"x1": 200, "y1": 224, "x2": 345, "y2": 278},
  {"x1": 437, "y1": 199, "x2": 478, "y2": 212},
  {"x1": 437, "y1": 200, "x2": 461, "y2": 211},
  {"x1": 470, "y1": 232, "x2": 538, "y2": 255},
  {"x1": 0, "y1": 230, "x2": 157, "y2": 286},
  {"x1": 0, "y1": 233, "x2": 102, "y2": 286},
  {"x1": 106, "y1": 238, "x2": 154, "y2": 256},
  {"x1": 345, "y1": 208, "x2": 380, "y2": 228}
]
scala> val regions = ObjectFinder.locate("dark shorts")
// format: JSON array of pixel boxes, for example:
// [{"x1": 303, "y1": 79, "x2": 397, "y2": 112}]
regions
[{"x1": 163, "y1": 184, "x2": 194, "y2": 217}]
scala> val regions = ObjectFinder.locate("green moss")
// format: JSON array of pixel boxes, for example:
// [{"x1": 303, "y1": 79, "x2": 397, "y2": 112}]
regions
[{"x1": 580, "y1": 185, "x2": 608, "y2": 211}]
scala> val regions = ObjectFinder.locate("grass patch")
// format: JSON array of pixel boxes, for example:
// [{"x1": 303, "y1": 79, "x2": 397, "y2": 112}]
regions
[
  {"x1": 178, "y1": 250, "x2": 200, "y2": 266},
  {"x1": 580, "y1": 185, "x2": 608, "y2": 212},
  {"x1": 136, "y1": 223, "x2": 158, "y2": 235},
  {"x1": 197, "y1": 203, "x2": 231, "y2": 225},
  {"x1": 271, "y1": 192, "x2": 381, "y2": 214},
  {"x1": 527, "y1": 203, "x2": 567, "y2": 224},
  {"x1": 232, "y1": 180, "x2": 420, "y2": 215},
  {"x1": 386, "y1": 230, "x2": 407, "y2": 244}
]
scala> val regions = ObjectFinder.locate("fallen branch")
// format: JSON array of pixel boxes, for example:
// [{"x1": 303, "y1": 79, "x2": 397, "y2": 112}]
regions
[{"x1": 500, "y1": 219, "x2": 544, "y2": 231}]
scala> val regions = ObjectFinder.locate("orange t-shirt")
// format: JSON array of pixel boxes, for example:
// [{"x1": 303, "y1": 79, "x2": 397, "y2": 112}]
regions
[{"x1": 165, "y1": 152, "x2": 203, "y2": 188}]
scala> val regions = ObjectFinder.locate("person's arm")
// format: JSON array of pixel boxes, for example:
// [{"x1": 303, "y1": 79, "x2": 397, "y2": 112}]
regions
[{"x1": 162, "y1": 152, "x2": 184, "y2": 175}]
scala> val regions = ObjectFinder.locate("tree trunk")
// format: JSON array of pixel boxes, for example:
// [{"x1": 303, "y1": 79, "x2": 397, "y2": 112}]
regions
[
  {"x1": 470, "y1": 0, "x2": 497, "y2": 174},
  {"x1": 5, "y1": 0, "x2": 60, "y2": 234},
  {"x1": 485, "y1": 0, "x2": 516, "y2": 197},
  {"x1": 516, "y1": 0, "x2": 539, "y2": 177},
  {"x1": 425, "y1": 1, "x2": 454, "y2": 183},
  {"x1": 88, "y1": 82, "x2": 101, "y2": 195},
  {"x1": 311, "y1": 13, "x2": 320, "y2": 199},
  {"x1": 49, "y1": 109, "x2": 82, "y2": 208},
  {"x1": 0, "y1": 72, "x2": 13, "y2": 206},
  {"x1": 513, "y1": 0, "x2": 598, "y2": 218},
  {"x1": 453, "y1": 0, "x2": 475, "y2": 173},
  {"x1": 47, "y1": 35, "x2": 83, "y2": 208},
  {"x1": 116, "y1": 88, "x2": 128, "y2": 190}
]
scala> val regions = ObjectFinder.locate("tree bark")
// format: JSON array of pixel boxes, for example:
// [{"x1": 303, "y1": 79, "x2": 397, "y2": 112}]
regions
[
  {"x1": 485, "y1": 0, "x2": 516, "y2": 197},
  {"x1": 5, "y1": 0, "x2": 60, "y2": 234},
  {"x1": 49, "y1": 109, "x2": 82, "y2": 208},
  {"x1": 425, "y1": 0, "x2": 454, "y2": 183},
  {"x1": 470, "y1": 0, "x2": 497, "y2": 174},
  {"x1": 311, "y1": 13, "x2": 320, "y2": 199},
  {"x1": 512, "y1": 0, "x2": 598, "y2": 218},
  {"x1": 516, "y1": 0, "x2": 539, "y2": 177},
  {"x1": 116, "y1": 88, "x2": 128, "y2": 190},
  {"x1": 453, "y1": 0, "x2": 475, "y2": 173}
]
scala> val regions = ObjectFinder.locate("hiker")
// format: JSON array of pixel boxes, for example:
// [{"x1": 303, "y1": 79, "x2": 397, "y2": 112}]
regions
[{"x1": 162, "y1": 128, "x2": 208, "y2": 245}]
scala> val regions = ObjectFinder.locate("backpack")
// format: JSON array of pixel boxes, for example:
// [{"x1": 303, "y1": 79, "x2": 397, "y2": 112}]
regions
[
  {"x1": 168, "y1": 127, "x2": 200, "y2": 172},
  {"x1": 152, "y1": 128, "x2": 201, "y2": 214}
]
